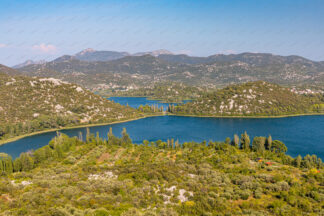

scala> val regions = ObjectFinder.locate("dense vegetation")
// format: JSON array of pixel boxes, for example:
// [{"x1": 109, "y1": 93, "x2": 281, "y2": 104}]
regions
[
  {"x1": 98, "y1": 82, "x2": 206, "y2": 103},
  {"x1": 171, "y1": 81, "x2": 324, "y2": 116},
  {"x1": 0, "y1": 71, "x2": 142, "y2": 142},
  {"x1": 0, "y1": 129, "x2": 323, "y2": 215}
]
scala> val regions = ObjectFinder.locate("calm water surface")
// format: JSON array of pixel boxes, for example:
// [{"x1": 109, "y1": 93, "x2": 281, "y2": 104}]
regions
[
  {"x1": 0, "y1": 115, "x2": 323, "y2": 159},
  {"x1": 108, "y1": 97, "x2": 191, "y2": 110}
]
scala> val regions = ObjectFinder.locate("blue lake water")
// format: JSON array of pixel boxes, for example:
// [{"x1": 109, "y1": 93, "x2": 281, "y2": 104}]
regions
[
  {"x1": 108, "y1": 97, "x2": 191, "y2": 110},
  {"x1": 0, "y1": 115, "x2": 323, "y2": 159}
]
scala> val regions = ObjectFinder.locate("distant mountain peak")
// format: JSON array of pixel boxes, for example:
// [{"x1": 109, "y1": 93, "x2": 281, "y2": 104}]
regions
[
  {"x1": 13, "y1": 59, "x2": 46, "y2": 69},
  {"x1": 76, "y1": 48, "x2": 96, "y2": 56},
  {"x1": 52, "y1": 55, "x2": 75, "y2": 63}
]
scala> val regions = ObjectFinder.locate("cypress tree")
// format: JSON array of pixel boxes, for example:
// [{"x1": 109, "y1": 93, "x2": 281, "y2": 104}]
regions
[
  {"x1": 240, "y1": 131, "x2": 250, "y2": 150},
  {"x1": 86, "y1": 128, "x2": 90, "y2": 142},
  {"x1": 0, "y1": 153, "x2": 13, "y2": 173},
  {"x1": 121, "y1": 128, "x2": 132, "y2": 146},
  {"x1": 78, "y1": 131, "x2": 83, "y2": 141},
  {"x1": 13, "y1": 157, "x2": 22, "y2": 172},
  {"x1": 265, "y1": 135, "x2": 272, "y2": 150},
  {"x1": 232, "y1": 134, "x2": 240, "y2": 148},
  {"x1": 107, "y1": 127, "x2": 113, "y2": 145},
  {"x1": 295, "y1": 155, "x2": 302, "y2": 168},
  {"x1": 96, "y1": 132, "x2": 100, "y2": 145}
]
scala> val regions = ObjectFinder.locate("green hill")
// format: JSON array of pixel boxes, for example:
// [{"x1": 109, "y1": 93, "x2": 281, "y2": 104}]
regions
[
  {"x1": 172, "y1": 81, "x2": 324, "y2": 116},
  {"x1": 0, "y1": 72, "x2": 142, "y2": 141},
  {"x1": 0, "y1": 131, "x2": 322, "y2": 215}
]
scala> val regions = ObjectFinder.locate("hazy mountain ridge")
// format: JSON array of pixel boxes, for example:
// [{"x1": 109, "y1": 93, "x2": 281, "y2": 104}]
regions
[
  {"x1": 13, "y1": 60, "x2": 46, "y2": 69},
  {"x1": 16, "y1": 51, "x2": 324, "y2": 90},
  {"x1": 74, "y1": 48, "x2": 130, "y2": 62}
]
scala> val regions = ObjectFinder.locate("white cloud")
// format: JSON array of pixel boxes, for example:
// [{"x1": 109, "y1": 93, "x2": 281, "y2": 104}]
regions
[
  {"x1": 32, "y1": 43, "x2": 57, "y2": 53},
  {"x1": 0, "y1": 43, "x2": 7, "y2": 48}
]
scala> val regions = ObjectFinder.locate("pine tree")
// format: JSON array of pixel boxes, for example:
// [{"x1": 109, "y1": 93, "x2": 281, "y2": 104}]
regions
[
  {"x1": 252, "y1": 137, "x2": 266, "y2": 152},
  {"x1": 271, "y1": 140, "x2": 287, "y2": 153}
]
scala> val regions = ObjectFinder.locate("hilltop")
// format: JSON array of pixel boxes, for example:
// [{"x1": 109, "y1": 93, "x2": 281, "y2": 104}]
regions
[
  {"x1": 17, "y1": 51, "x2": 324, "y2": 91},
  {"x1": 0, "y1": 131, "x2": 322, "y2": 215},
  {"x1": 74, "y1": 48, "x2": 130, "y2": 62},
  {"x1": 0, "y1": 72, "x2": 142, "y2": 141},
  {"x1": 172, "y1": 81, "x2": 324, "y2": 116}
]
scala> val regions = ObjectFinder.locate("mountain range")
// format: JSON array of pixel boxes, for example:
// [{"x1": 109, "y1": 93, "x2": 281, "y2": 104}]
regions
[{"x1": 8, "y1": 49, "x2": 324, "y2": 90}]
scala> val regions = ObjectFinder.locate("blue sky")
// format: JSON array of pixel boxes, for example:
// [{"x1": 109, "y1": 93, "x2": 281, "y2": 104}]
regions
[{"x1": 0, "y1": 0, "x2": 323, "y2": 66}]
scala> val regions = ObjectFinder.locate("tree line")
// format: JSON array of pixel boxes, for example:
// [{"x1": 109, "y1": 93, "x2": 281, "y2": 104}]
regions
[{"x1": 0, "y1": 129, "x2": 322, "y2": 175}]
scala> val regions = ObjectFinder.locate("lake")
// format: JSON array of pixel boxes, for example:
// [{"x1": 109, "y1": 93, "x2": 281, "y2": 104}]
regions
[
  {"x1": 108, "y1": 97, "x2": 191, "y2": 110},
  {"x1": 0, "y1": 115, "x2": 323, "y2": 159}
]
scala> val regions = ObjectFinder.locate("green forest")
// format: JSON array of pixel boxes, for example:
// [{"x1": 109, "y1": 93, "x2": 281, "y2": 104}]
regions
[{"x1": 0, "y1": 129, "x2": 323, "y2": 215}]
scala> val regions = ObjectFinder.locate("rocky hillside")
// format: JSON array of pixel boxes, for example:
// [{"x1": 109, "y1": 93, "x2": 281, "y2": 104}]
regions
[
  {"x1": 172, "y1": 81, "x2": 324, "y2": 116},
  {"x1": 17, "y1": 52, "x2": 324, "y2": 90},
  {"x1": 0, "y1": 71, "x2": 141, "y2": 139}
]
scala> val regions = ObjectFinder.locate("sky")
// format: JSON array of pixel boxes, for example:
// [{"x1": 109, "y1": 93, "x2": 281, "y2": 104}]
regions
[{"x1": 0, "y1": 0, "x2": 324, "y2": 66}]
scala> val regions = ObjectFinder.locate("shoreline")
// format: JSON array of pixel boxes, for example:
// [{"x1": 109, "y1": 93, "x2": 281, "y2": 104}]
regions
[
  {"x1": 168, "y1": 112, "x2": 324, "y2": 119},
  {"x1": 0, "y1": 114, "x2": 163, "y2": 146},
  {"x1": 107, "y1": 95, "x2": 191, "y2": 104},
  {"x1": 0, "y1": 112, "x2": 323, "y2": 146}
]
